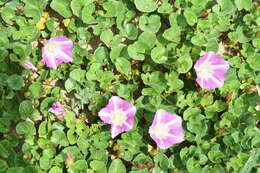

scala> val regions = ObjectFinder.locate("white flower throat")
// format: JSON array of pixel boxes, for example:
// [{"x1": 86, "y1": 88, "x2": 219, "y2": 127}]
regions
[
  {"x1": 45, "y1": 41, "x2": 59, "y2": 54},
  {"x1": 154, "y1": 124, "x2": 169, "y2": 139},
  {"x1": 198, "y1": 63, "x2": 213, "y2": 78},
  {"x1": 111, "y1": 109, "x2": 126, "y2": 125}
]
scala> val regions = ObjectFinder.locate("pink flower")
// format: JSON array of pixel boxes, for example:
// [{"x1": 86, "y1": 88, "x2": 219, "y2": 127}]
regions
[
  {"x1": 23, "y1": 61, "x2": 38, "y2": 72},
  {"x1": 149, "y1": 109, "x2": 184, "y2": 150},
  {"x1": 42, "y1": 36, "x2": 73, "y2": 69},
  {"x1": 48, "y1": 101, "x2": 66, "y2": 119},
  {"x1": 98, "y1": 96, "x2": 136, "y2": 138},
  {"x1": 66, "y1": 154, "x2": 74, "y2": 167},
  {"x1": 194, "y1": 51, "x2": 229, "y2": 89}
]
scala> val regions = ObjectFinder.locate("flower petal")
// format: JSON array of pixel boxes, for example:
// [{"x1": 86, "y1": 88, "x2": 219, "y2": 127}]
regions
[
  {"x1": 149, "y1": 109, "x2": 184, "y2": 150},
  {"x1": 194, "y1": 51, "x2": 229, "y2": 89},
  {"x1": 42, "y1": 36, "x2": 73, "y2": 69}
]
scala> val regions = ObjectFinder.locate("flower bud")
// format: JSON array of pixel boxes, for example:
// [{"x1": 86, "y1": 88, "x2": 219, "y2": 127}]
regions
[{"x1": 66, "y1": 154, "x2": 74, "y2": 168}]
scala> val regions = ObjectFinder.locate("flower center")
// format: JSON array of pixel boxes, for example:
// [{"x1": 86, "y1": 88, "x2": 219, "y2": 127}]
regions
[
  {"x1": 45, "y1": 41, "x2": 59, "y2": 54},
  {"x1": 198, "y1": 63, "x2": 213, "y2": 78},
  {"x1": 111, "y1": 109, "x2": 126, "y2": 125},
  {"x1": 154, "y1": 124, "x2": 169, "y2": 139}
]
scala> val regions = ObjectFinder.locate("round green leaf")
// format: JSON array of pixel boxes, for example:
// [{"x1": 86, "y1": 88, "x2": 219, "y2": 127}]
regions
[
  {"x1": 73, "y1": 160, "x2": 88, "y2": 171},
  {"x1": 1, "y1": 6, "x2": 15, "y2": 24},
  {"x1": 115, "y1": 58, "x2": 131, "y2": 75},
  {"x1": 16, "y1": 121, "x2": 36, "y2": 136},
  {"x1": 138, "y1": 31, "x2": 156, "y2": 50},
  {"x1": 163, "y1": 27, "x2": 181, "y2": 43},
  {"x1": 19, "y1": 100, "x2": 34, "y2": 120},
  {"x1": 177, "y1": 55, "x2": 193, "y2": 73},
  {"x1": 29, "y1": 82, "x2": 43, "y2": 99},
  {"x1": 108, "y1": 159, "x2": 126, "y2": 173},
  {"x1": 40, "y1": 97, "x2": 56, "y2": 115},
  {"x1": 7, "y1": 74, "x2": 23, "y2": 90},
  {"x1": 134, "y1": 0, "x2": 157, "y2": 13},
  {"x1": 50, "y1": 0, "x2": 72, "y2": 18},
  {"x1": 151, "y1": 46, "x2": 168, "y2": 64},
  {"x1": 81, "y1": 3, "x2": 96, "y2": 24},
  {"x1": 71, "y1": 0, "x2": 87, "y2": 17},
  {"x1": 69, "y1": 69, "x2": 86, "y2": 82},
  {"x1": 49, "y1": 167, "x2": 63, "y2": 173},
  {"x1": 126, "y1": 23, "x2": 138, "y2": 40},
  {"x1": 184, "y1": 8, "x2": 197, "y2": 26},
  {"x1": 51, "y1": 130, "x2": 69, "y2": 147},
  {"x1": 128, "y1": 42, "x2": 146, "y2": 60},
  {"x1": 139, "y1": 15, "x2": 161, "y2": 33}
]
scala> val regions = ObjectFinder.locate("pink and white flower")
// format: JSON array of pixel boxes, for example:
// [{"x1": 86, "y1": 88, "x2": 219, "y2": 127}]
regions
[
  {"x1": 23, "y1": 61, "x2": 38, "y2": 72},
  {"x1": 42, "y1": 36, "x2": 73, "y2": 69},
  {"x1": 149, "y1": 109, "x2": 184, "y2": 150},
  {"x1": 98, "y1": 96, "x2": 136, "y2": 138},
  {"x1": 48, "y1": 101, "x2": 66, "y2": 120},
  {"x1": 194, "y1": 51, "x2": 229, "y2": 90}
]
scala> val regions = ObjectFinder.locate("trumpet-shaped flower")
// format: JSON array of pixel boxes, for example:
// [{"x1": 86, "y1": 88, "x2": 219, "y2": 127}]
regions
[
  {"x1": 149, "y1": 109, "x2": 184, "y2": 150},
  {"x1": 194, "y1": 51, "x2": 229, "y2": 90},
  {"x1": 42, "y1": 36, "x2": 73, "y2": 69},
  {"x1": 48, "y1": 101, "x2": 66, "y2": 119},
  {"x1": 98, "y1": 96, "x2": 136, "y2": 138},
  {"x1": 23, "y1": 61, "x2": 38, "y2": 72}
]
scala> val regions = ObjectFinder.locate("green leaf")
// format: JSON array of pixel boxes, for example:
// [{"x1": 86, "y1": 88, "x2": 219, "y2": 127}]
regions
[
  {"x1": 115, "y1": 57, "x2": 131, "y2": 75},
  {"x1": 39, "y1": 121, "x2": 48, "y2": 137},
  {"x1": 49, "y1": 167, "x2": 63, "y2": 173},
  {"x1": 241, "y1": 148, "x2": 260, "y2": 173},
  {"x1": 138, "y1": 31, "x2": 156, "y2": 50},
  {"x1": 94, "y1": 46, "x2": 108, "y2": 65},
  {"x1": 126, "y1": 23, "x2": 138, "y2": 40},
  {"x1": 163, "y1": 27, "x2": 181, "y2": 43},
  {"x1": 151, "y1": 46, "x2": 168, "y2": 64},
  {"x1": 19, "y1": 100, "x2": 34, "y2": 120},
  {"x1": 50, "y1": 0, "x2": 72, "y2": 18},
  {"x1": 1, "y1": 6, "x2": 15, "y2": 24},
  {"x1": 40, "y1": 97, "x2": 56, "y2": 115},
  {"x1": 235, "y1": 0, "x2": 253, "y2": 11},
  {"x1": 73, "y1": 160, "x2": 88, "y2": 171},
  {"x1": 139, "y1": 15, "x2": 161, "y2": 33},
  {"x1": 70, "y1": 0, "x2": 87, "y2": 17},
  {"x1": 16, "y1": 121, "x2": 36, "y2": 136},
  {"x1": 7, "y1": 74, "x2": 23, "y2": 90},
  {"x1": 128, "y1": 42, "x2": 146, "y2": 60},
  {"x1": 108, "y1": 159, "x2": 126, "y2": 173},
  {"x1": 65, "y1": 78, "x2": 76, "y2": 92},
  {"x1": 89, "y1": 160, "x2": 107, "y2": 173},
  {"x1": 64, "y1": 111, "x2": 76, "y2": 129},
  {"x1": 206, "y1": 39, "x2": 219, "y2": 52},
  {"x1": 166, "y1": 71, "x2": 184, "y2": 92},
  {"x1": 81, "y1": 3, "x2": 96, "y2": 24},
  {"x1": 100, "y1": 29, "x2": 113, "y2": 47},
  {"x1": 29, "y1": 82, "x2": 43, "y2": 99},
  {"x1": 247, "y1": 53, "x2": 260, "y2": 71},
  {"x1": 154, "y1": 153, "x2": 169, "y2": 171},
  {"x1": 177, "y1": 55, "x2": 193, "y2": 73},
  {"x1": 0, "y1": 159, "x2": 7, "y2": 173},
  {"x1": 0, "y1": 143, "x2": 9, "y2": 158},
  {"x1": 134, "y1": 0, "x2": 157, "y2": 13},
  {"x1": 69, "y1": 69, "x2": 86, "y2": 82},
  {"x1": 40, "y1": 155, "x2": 52, "y2": 170},
  {"x1": 51, "y1": 130, "x2": 69, "y2": 147},
  {"x1": 141, "y1": 71, "x2": 167, "y2": 94},
  {"x1": 191, "y1": 32, "x2": 206, "y2": 46},
  {"x1": 208, "y1": 150, "x2": 225, "y2": 164},
  {"x1": 184, "y1": 8, "x2": 197, "y2": 26}
]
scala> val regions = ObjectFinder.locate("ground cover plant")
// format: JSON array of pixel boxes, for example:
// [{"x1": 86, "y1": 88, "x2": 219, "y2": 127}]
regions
[{"x1": 0, "y1": 0, "x2": 260, "y2": 172}]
